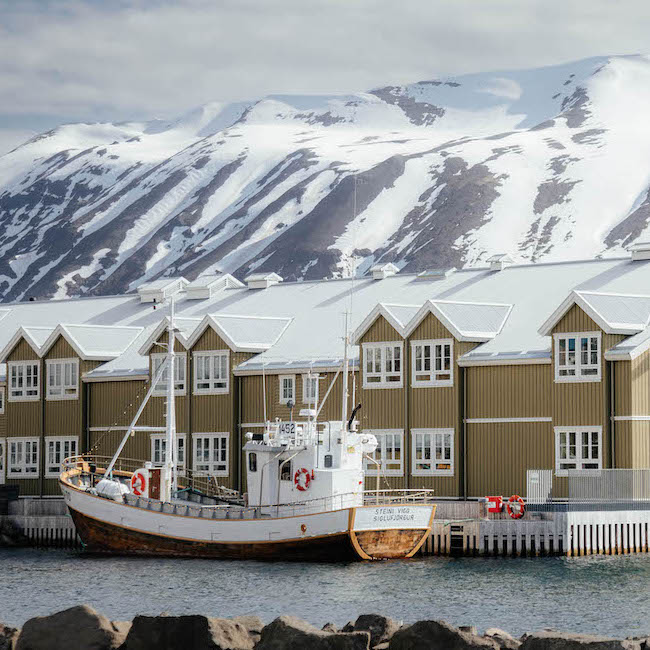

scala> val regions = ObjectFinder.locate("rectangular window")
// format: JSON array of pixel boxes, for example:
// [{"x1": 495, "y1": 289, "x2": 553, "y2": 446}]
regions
[
  {"x1": 411, "y1": 340, "x2": 453, "y2": 387},
  {"x1": 45, "y1": 436, "x2": 78, "y2": 478},
  {"x1": 193, "y1": 351, "x2": 229, "y2": 394},
  {"x1": 554, "y1": 332, "x2": 601, "y2": 382},
  {"x1": 8, "y1": 438, "x2": 39, "y2": 477},
  {"x1": 193, "y1": 433, "x2": 229, "y2": 477},
  {"x1": 46, "y1": 359, "x2": 79, "y2": 400},
  {"x1": 150, "y1": 434, "x2": 186, "y2": 470},
  {"x1": 363, "y1": 342, "x2": 403, "y2": 388},
  {"x1": 0, "y1": 388, "x2": 4, "y2": 414},
  {"x1": 8, "y1": 362, "x2": 39, "y2": 401},
  {"x1": 302, "y1": 374, "x2": 319, "y2": 405},
  {"x1": 412, "y1": 429, "x2": 454, "y2": 476},
  {"x1": 152, "y1": 354, "x2": 186, "y2": 395},
  {"x1": 279, "y1": 375, "x2": 295, "y2": 404},
  {"x1": 555, "y1": 427, "x2": 602, "y2": 475},
  {"x1": 364, "y1": 430, "x2": 404, "y2": 476}
]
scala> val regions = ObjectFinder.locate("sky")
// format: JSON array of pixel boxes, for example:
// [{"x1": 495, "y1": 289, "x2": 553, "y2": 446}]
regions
[{"x1": 1, "y1": 0, "x2": 650, "y2": 154}]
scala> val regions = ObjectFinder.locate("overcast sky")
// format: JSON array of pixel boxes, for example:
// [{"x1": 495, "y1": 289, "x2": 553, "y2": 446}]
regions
[{"x1": 1, "y1": 0, "x2": 650, "y2": 154}]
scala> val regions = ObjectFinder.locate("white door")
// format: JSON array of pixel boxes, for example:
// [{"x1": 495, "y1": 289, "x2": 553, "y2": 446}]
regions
[{"x1": 0, "y1": 438, "x2": 5, "y2": 484}]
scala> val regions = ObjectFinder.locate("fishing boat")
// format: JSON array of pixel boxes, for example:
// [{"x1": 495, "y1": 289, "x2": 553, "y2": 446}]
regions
[{"x1": 59, "y1": 307, "x2": 436, "y2": 561}]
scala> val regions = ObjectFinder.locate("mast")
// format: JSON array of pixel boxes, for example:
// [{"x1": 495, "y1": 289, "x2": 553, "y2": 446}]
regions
[
  {"x1": 341, "y1": 310, "x2": 349, "y2": 442},
  {"x1": 162, "y1": 297, "x2": 177, "y2": 502}
]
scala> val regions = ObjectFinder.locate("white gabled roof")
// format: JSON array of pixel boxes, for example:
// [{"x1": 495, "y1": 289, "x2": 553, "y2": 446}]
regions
[
  {"x1": 0, "y1": 326, "x2": 54, "y2": 362},
  {"x1": 605, "y1": 325, "x2": 650, "y2": 361},
  {"x1": 539, "y1": 290, "x2": 650, "y2": 336},
  {"x1": 40, "y1": 324, "x2": 144, "y2": 361},
  {"x1": 352, "y1": 303, "x2": 420, "y2": 342},
  {"x1": 137, "y1": 317, "x2": 203, "y2": 355}
]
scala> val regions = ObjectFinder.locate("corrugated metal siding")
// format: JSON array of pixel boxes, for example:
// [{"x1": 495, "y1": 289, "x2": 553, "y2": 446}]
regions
[
  {"x1": 614, "y1": 361, "x2": 632, "y2": 416},
  {"x1": 631, "y1": 351, "x2": 650, "y2": 415},
  {"x1": 7, "y1": 339, "x2": 40, "y2": 362},
  {"x1": 47, "y1": 337, "x2": 75, "y2": 359},
  {"x1": 363, "y1": 316, "x2": 403, "y2": 343}
]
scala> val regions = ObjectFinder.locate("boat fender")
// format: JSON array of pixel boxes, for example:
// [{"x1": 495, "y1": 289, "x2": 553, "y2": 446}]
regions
[
  {"x1": 130, "y1": 468, "x2": 149, "y2": 497},
  {"x1": 506, "y1": 494, "x2": 525, "y2": 519},
  {"x1": 294, "y1": 467, "x2": 311, "y2": 491}
]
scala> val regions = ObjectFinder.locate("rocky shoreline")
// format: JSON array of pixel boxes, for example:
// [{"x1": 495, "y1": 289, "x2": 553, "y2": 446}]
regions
[{"x1": 1, "y1": 605, "x2": 647, "y2": 650}]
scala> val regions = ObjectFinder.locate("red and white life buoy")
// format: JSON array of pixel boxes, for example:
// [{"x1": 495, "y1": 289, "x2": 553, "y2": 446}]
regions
[
  {"x1": 130, "y1": 469, "x2": 148, "y2": 497},
  {"x1": 294, "y1": 467, "x2": 311, "y2": 492},
  {"x1": 506, "y1": 494, "x2": 525, "y2": 519}
]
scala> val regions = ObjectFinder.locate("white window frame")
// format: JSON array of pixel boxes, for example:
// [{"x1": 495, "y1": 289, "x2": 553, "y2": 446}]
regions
[
  {"x1": 8, "y1": 361, "x2": 40, "y2": 402},
  {"x1": 363, "y1": 429, "x2": 404, "y2": 476},
  {"x1": 411, "y1": 339, "x2": 454, "y2": 387},
  {"x1": 554, "y1": 426, "x2": 602, "y2": 476},
  {"x1": 554, "y1": 332, "x2": 601, "y2": 383},
  {"x1": 151, "y1": 353, "x2": 187, "y2": 396},
  {"x1": 192, "y1": 351, "x2": 230, "y2": 395},
  {"x1": 411, "y1": 428, "x2": 454, "y2": 476},
  {"x1": 150, "y1": 433, "x2": 187, "y2": 471},
  {"x1": 279, "y1": 375, "x2": 295, "y2": 404},
  {"x1": 7, "y1": 437, "x2": 39, "y2": 478},
  {"x1": 44, "y1": 436, "x2": 78, "y2": 478},
  {"x1": 193, "y1": 432, "x2": 229, "y2": 477},
  {"x1": 362, "y1": 342, "x2": 404, "y2": 389},
  {"x1": 0, "y1": 387, "x2": 4, "y2": 414},
  {"x1": 0, "y1": 437, "x2": 5, "y2": 483},
  {"x1": 45, "y1": 358, "x2": 79, "y2": 400},
  {"x1": 302, "y1": 374, "x2": 320, "y2": 405}
]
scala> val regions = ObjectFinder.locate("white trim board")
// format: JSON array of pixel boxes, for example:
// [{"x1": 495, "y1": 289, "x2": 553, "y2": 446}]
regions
[{"x1": 465, "y1": 417, "x2": 552, "y2": 424}]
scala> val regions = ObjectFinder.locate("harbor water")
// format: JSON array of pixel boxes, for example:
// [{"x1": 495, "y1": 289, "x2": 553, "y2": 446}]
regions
[{"x1": 1, "y1": 548, "x2": 649, "y2": 637}]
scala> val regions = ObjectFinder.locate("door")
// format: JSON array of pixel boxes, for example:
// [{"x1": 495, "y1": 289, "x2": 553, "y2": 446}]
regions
[{"x1": 0, "y1": 438, "x2": 5, "y2": 484}]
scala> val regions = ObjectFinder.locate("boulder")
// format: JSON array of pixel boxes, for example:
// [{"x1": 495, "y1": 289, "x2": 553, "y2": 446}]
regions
[
  {"x1": 257, "y1": 616, "x2": 370, "y2": 649},
  {"x1": 389, "y1": 620, "x2": 500, "y2": 650},
  {"x1": 231, "y1": 616, "x2": 264, "y2": 644},
  {"x1": 323, "y1": 624, "x2": 340, "y2": 633},
  {"x1": 16, "y1": 605, "x2": 127, "y2": 650},
  {"x1": 0, "y1": 624, "x2": 19, "y2": 650},
  {"x1": 461, "y1": 627, "x2": 479, "y2": 636},
  {"x1": 520, "y1": 631, "x2": 642, "y2": 650},
  {"x1": 119, "y1": 615, "x2": 253, "y2": 650},
  {"x1": 346, "y1": 615, "x2": 400, "y2": 647},
  {"x1": 485, "y1": 628, "x2": 521, "y2": 649}
]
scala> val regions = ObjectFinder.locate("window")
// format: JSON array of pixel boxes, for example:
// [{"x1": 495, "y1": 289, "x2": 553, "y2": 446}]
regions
[
  {"x1": 193, "y1": 351, "x2": 229, "y2": 394},
  {"x1": 45, "y1": 436, "x2": 78, "y2": 478},
  {"x1": 0, "y1": 388, "x2": 4, "y2": 414},
  {"x1": 152, "y1": 354, "x2": 186, "y2": 395},
  {"x1": 554, "y1": 332, "x2": 601, "y2": 382},
  {"x1": 279, "y1": 375, "x2": 295, "y2": 404},
  {"x1": 8, "y1": 438, "x2": 39, "y2": 477},
  {"x1": 279, "y1": 459, "x2": 292, "y2": 481},
  {"x1": 248, "y1": 452, "x2": 257, "y2": 473},
  {"x1": 150, "y1": 434, "x2": 186, "y2": 470},
  {"x1": 411, "y1": 340, "x2": 453, "y2": 387},
  {"x1": 555, "y1": 427, "x2": 602, "y2": 475},
  {"x1": 193, "y1": 433, "x2": 229, "y2": 476},
  {"x1": 302, "y1": 374, "x2": 319, "y2": 405},
  {"x1": 8, "y1": 362, "x2": 39, "y2": 401},
  {"x1": 363, "y1": 342, "x2": 403, "y2": 388},
  {"x1": 46, "y1": 359, "x2": 79, "y2": 400},
  {"x1": 364, "y1": 430, "x2": 404, "y2": 476},
  {"x1": 412, "y1": 429, "x2": 454, "y2": 476}
]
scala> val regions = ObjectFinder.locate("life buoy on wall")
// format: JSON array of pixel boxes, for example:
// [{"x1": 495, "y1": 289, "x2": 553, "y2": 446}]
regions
[
  {"x1": 294, "y1": 467, "x2": 311, "y2": 491},
  {"x1": 130, "y1": 469, "x2": 149, "y2": 497},
  {"x1": 506, "y1": 494, "x2": 525, "y2": 519}
]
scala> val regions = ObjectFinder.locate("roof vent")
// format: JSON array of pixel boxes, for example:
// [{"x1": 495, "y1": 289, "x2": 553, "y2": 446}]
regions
[
  {"x1": 629, "y1": 242, "x2": 650, "y2": 261},
  {"x1": 487, "y1": 253, "x2": 515, "y2": 271},
  {"x1": 137, "y1": 277, "x2": 188, "y2": 304},
  {"x1": 185, "y1": 274, "x2": 245, "y2": 300},
  {"x1": 244, "y1": 272, "x2": 283, "y2": 290},
  {"x1": 370, "y1": 263, "x2": 399, "y2": 280},
  {"x1": 415, "y1": 268, "x2": 452, "y2": 281}
]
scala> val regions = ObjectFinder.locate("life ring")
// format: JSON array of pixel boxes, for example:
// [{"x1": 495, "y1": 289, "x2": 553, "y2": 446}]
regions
[
  {"x1": 294, "y1": 468, "x2": 311, "y2": 491},
  {"x1": 131, "y1": 469, "x2": 148, "y2": 496},
  {"x1": 507, "y1": 494, "x2": 525, "y2": 519}
]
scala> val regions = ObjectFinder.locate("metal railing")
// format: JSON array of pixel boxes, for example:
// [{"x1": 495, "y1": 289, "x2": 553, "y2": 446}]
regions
[{"x1": 568, "y1": 468, "x2": 650, "y2": 511}]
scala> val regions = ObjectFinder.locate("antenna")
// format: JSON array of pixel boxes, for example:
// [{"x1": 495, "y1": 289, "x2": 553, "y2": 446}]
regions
[{"x1": 163, "y1": 295, "x2": 177, "y2": 502}]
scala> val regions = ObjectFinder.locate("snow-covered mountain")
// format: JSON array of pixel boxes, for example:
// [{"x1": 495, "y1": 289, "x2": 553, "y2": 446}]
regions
[{"x1": 2, "y1": 54, "x2": 650, "y2": 301}]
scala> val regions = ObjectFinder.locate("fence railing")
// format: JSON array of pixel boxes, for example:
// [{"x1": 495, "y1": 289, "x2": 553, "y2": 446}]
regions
[{"x1": 567, "y1": 468, "x2": 650, "y2": 510}]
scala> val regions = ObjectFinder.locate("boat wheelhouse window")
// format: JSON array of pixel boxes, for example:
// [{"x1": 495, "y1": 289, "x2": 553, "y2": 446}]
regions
[
  {"x1": 555, "y1": 427, "x2": 602, "y2": 476},
  {"x1": 193, "y1": 433, "x2": 229, "y2": 476},
  {"x1": 362, "y1": 342, "x2": 403, "y2": 389},
  {"x1": 152, "y1": 353, "x2": 187, "y2": 395},
  {"x1": 411, "y1": 429, "x2": 454, "y2": 476},
  {"x1": 46, "y1": 359, "x2": 79, "y2": 400},
  {"x1": 279, "y1": 375, "x2": 295, "y2": 404},
  {"x1": 302, "y1": 374, "x2": 319, "y2": 405},
  {"x1": 193, "y1": 351, "x2": 229, "y2": 394},
  {"x1": 248, "y1": 452, "x2": 257, "y2": 472},
  {"x1": 411, "y1": 340, "x2": 453, "y2": 387},
  {"x1": 554, "y1": 332, "x2": 601, "y2": 382},
  {"x1": 363, "y1": 430, "x2": 404, "y2": 476},
  {"x1": 8, "y1": 362, "x2": 40, "y2": 401},
  {"x1": 150, "y1": 434, "x2": 186, "y2": 469},
  {"x1": 7, "y1": 438, "x2": 39, "y2": 478},
  {"x1": 324, "y1": 454, "x2": 333, "y2": 468},
  {"x1": 45, "y1": 436, "x2": 78, "y2": 478},
  {"x1": 280, "y1": 460, "x2": 292, "y2": 481}
]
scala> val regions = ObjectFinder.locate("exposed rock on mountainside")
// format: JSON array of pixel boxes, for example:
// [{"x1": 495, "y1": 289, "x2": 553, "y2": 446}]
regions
[{"x1": 2, "y1": 55, "x2": 650, "y2": 301}]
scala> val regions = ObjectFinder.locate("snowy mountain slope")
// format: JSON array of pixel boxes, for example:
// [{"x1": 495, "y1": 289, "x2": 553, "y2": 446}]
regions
[{"x1": 2, "y1": 54, "x2": 650, "y2": 301}]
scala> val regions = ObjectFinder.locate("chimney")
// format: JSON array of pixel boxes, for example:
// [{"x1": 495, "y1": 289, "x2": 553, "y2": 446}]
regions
[
  {"x1": 370, "y1": 263, "x2": 399, "y2": 280},
  {"x1": 487, "y1": 253, "x2": 514, "y2": 271}
]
